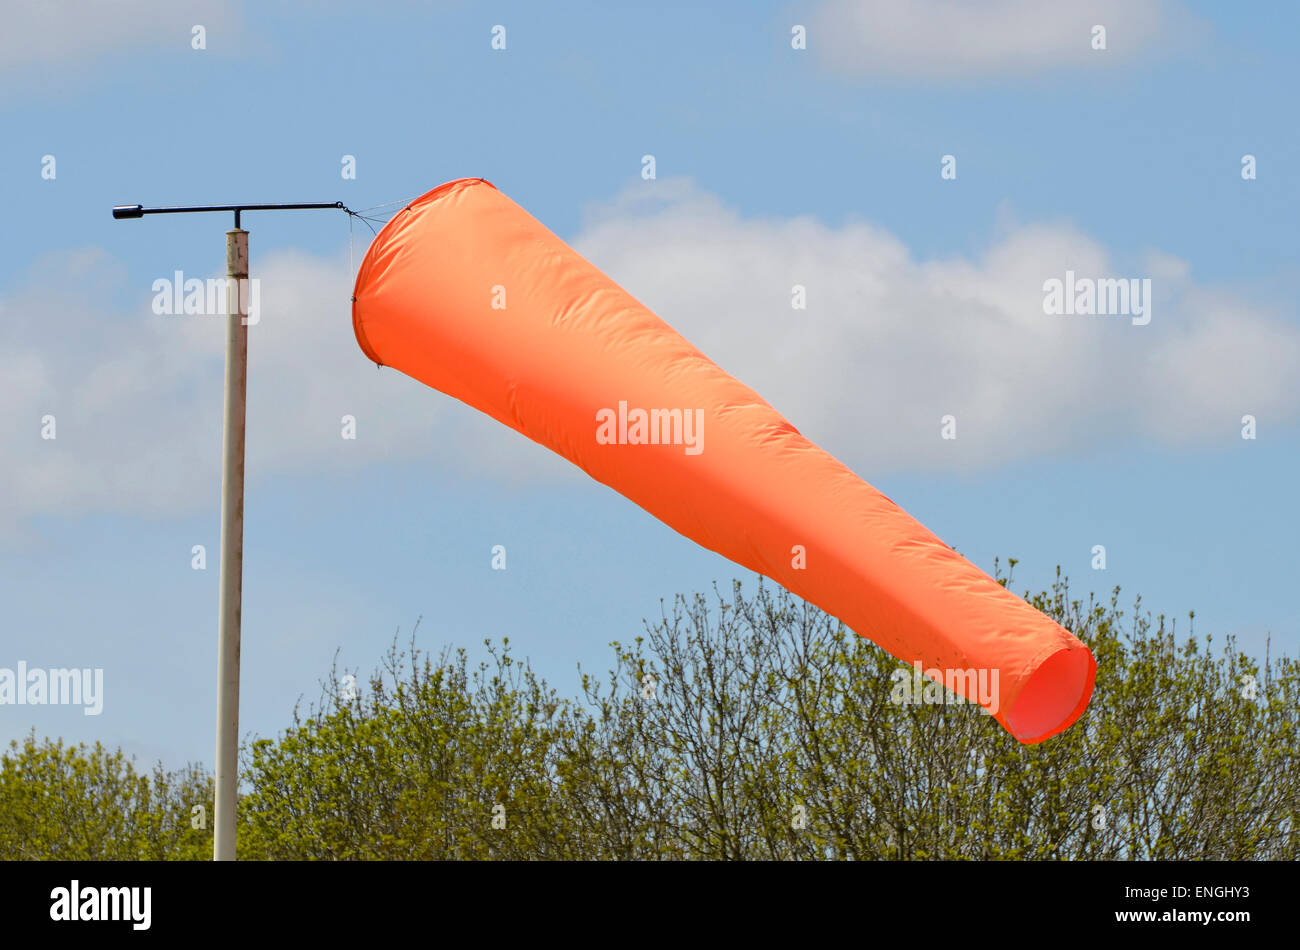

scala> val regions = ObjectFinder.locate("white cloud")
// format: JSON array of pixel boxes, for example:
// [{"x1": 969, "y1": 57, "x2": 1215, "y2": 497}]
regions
[
  {"x1": 808, "y1": 0, "x2": 1197, "y2": 79},
  {"x1": 571, "y1": 179, "x2": 1298, "y2": 470},
  {"x1": 0, "y1": 244, "x2": 568, "y2": 536},
  {"x1": 0, "y1": 0, "x2": 244, "y2": 71},
  {"x1": 1, "y1": 180, "x2": 1295, "y2": 534}
]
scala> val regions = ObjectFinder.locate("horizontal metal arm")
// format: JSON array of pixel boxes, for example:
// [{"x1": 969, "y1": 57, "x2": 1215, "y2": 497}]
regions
[{"x1": 112, "y1": 201, "x2": 350, "y2": 228}]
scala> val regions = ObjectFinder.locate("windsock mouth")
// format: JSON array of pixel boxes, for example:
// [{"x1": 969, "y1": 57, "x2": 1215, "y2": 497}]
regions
[
  {"x1": 1005, "y1": 645, "x2": 1096, "y2": 744},
  {"x1": 351, "y1": 177, "x2": 499, "y2": 367}
]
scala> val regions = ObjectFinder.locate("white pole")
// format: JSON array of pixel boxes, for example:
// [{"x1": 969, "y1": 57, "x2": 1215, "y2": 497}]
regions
[{"x1": 214, "y1": 225, "x2": 249, "y2": 860}]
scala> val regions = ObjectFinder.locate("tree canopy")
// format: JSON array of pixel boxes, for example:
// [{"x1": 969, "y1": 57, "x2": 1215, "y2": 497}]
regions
[{"x1": 3, "y1": 564, "x2": 1296, "y2": 860}]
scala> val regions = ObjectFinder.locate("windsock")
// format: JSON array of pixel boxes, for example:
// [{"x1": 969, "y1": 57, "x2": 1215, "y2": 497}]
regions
[{"x1": 352, "y1": 178, "x2": 1095, "y2": 743}]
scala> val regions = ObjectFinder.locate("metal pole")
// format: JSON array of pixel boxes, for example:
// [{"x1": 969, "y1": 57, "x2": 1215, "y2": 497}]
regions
[
  {"x1": 214, "y1": 225, "x2": 249, "y2": 860},
  {"x1": 112, "y1": 200, "x2": 345, "y2": 859}
]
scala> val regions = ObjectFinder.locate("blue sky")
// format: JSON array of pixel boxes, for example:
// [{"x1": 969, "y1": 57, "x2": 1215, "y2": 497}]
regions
[{"x1": 2, "y1": 0, "x2": 1297, "y2": 770}]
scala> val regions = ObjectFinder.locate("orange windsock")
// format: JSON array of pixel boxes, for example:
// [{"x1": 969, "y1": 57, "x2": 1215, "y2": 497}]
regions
[{"x1": 352, "y1": 178, "x2": 1095, "y2": 743}]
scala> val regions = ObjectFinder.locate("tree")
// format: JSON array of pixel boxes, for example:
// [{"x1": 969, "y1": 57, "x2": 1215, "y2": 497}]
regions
[
  {"x1": 0, "y1": 733, "x2": 211, "y2": 860},
  {"x1": 4, "y1": 564, "x2": 1297, "y2": 859}
]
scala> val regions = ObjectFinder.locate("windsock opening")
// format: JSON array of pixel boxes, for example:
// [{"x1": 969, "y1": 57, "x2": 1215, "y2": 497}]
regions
[{"x1": 1006, "y1": 646, "x2": 1096, "y2": 744}]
